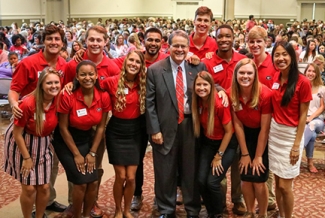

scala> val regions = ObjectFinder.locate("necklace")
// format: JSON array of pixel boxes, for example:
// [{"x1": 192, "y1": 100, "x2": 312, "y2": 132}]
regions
[{"x1": 125, "y1": 77, "x2": 135, "y2": 83}]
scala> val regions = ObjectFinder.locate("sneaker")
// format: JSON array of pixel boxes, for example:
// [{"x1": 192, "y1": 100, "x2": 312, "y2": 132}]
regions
[
  {"x1": 46, "y1": 201, "x2": 67, "y2": 212},
  {"x1": 232, "y1": 202, "x2": 246, "y2": 215},
  {"x1": 131, "y1": 195, "x2": 143, "y2": 211},
  {"x1": 176, "y1": 187, "x2": 183, "y2": 205},
  {"x1": 90, "y1": 202, "x2": 104, "y2": 217}
]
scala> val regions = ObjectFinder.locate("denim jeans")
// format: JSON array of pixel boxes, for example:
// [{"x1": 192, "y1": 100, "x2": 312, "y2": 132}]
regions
[
  {"x1": 304, "y1": 117, "x2": 324, "y2": 158},
  {"x1": 198, "y1": 134, "x2": 237, "y2": 215}
]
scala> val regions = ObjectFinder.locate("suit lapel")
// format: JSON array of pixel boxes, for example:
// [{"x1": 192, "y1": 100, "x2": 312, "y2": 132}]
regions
[
  {"x1": 162, "y1": 59, "x2": 178, "y2": 110},
  {"x1": 185, "y1": 62, "x2": 194, "y2": 102}
]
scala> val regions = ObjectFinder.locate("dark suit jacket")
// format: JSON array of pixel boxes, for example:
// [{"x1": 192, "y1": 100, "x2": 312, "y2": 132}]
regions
[{"x1": 146, "y1": 57, "x2": 207, "y2": 155}]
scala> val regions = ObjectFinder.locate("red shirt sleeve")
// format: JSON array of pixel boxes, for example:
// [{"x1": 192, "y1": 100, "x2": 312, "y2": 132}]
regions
[
  {"x1": 10, "y1": 61, "x2": 30, "y2": 93},
  {"x1": 260, "y1": 86, "x2": 273, "y2": 114},
  {"x1": 57, "y1": 93, "x2": 72, "y2": 114},
  {"x1": 14, "y1": 98, "x2": 32, "y2": 128},
  {"x1": 299, "y1": 76, "x2": 312, "y2": 103},
  {"x1": 101, "y1": 91, "x2": 112, "y2": 112}
]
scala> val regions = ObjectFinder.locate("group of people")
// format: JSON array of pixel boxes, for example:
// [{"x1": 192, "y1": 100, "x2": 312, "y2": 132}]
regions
[{"x1": 1, "y1": 5, "x2": 324, "y2": 218}]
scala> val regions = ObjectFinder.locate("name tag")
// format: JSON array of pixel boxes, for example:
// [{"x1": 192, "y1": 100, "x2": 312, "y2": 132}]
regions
[
  {"x1": 213, "y1": 64, "x2": 223, "y2": 73},
  {"x1": 272, "y1": 83, "x2": 280, "y2": 90},
  {"x1": 124, "y1": 88, "x2": 129, "y2": 94},
  {"x1": 34, "y1": 113, "x2": 46, "y2": 120},
  {"x1": 77, "y1": 108, "x2": 87, "y2": 117}
]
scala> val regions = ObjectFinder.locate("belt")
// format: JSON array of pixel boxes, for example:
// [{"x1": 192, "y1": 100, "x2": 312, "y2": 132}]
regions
[{"x1": 184, "y1": 114, "x2": 192, "y2": 118}]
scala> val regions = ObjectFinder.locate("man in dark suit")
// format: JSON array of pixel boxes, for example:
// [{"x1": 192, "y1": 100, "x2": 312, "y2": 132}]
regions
[{"x1": 146, "y1": 30, "x2": 206, "y2": 218}]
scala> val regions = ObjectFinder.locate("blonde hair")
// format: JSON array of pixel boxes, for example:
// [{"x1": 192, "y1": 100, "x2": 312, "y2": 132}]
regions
[
  {"x1": 231, "y1": 58, "x2": 260, "y2": 110},
  {"x1": 128, "y1": 33, "x2": 142, "y2": 49},
  {"x1": 246, "y1": 26, "x2": 268, "y2": 41},
  {"x1": 32, "y1": 67, "x2": 61, "y2": 135},
  {"x1": 192, "y1": 71, "x2": 215, "y2": 137},
  {"x1": 304, "y1": 63, "x2": 323, "y2": 87},
  {"x1": 115, "y1": 51, "x2": 146, "y2": 114}
]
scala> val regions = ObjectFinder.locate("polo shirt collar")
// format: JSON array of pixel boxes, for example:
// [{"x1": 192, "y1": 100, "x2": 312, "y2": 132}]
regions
[{"x1": 75, "y1": 87, "x2": 101, "y2": 107}]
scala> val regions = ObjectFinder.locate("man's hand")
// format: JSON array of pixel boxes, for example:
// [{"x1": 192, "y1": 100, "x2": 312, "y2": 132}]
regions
[
  {"x1": 11, "y1": 100, "x2": 23, "y2": 119},
  {"x1": 73, "y1": 48, "x2": 86, "y2": 63},
  {"x1": 61, "y1": 82, "x2": 73, "y2": 95},
  {"x1": 186, "y1": 55, "x2": 200, "y2": 65},
  {"x1": 152, "y1": 132, "x2": 164, "y2": 145},
  {"x1": 218, "y1": 90, "x2": 229, "y2": 107}
]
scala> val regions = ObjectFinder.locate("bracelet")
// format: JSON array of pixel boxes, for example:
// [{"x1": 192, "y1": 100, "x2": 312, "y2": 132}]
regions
[
  {"x1": 23, "y1": 157, "x2": 31, "y2": 160},
  {"x1": 241, "y1": 154, "x2": 249, "y2": 157}
]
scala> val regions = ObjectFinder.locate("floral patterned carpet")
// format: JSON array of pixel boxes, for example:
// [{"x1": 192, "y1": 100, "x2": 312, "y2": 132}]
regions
[{"x1": 1, "y1": 134, "x2": 325, "y2": 217}]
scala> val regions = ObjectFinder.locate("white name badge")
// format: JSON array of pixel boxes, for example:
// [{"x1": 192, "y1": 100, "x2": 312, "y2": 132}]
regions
[
  {"x1": 34, "y1": 113, "x2": 46, "y2": 120},
  {"x1": 124, "y1": 88, "x2": 129, "y2": 94},
  {"x1": 272, "y1": 83, "x2": 280, "y2": 90},
  {"x1": 77, "y1": 108, "x2": 87, "y2": 117},
  {"x1": 213, "y1": 64, "x2": 223, "y2": 73}
]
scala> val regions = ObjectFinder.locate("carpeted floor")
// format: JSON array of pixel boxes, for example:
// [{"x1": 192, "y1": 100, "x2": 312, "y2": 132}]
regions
[{"x1": 1, "y1": 134, "x2": 325, "y2": 217}]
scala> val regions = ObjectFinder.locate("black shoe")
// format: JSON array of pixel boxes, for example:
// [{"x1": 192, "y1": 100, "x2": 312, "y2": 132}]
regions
[
  {"x1": 46, "y1": 201, "x2": 67, "y2": 212},
  {"x1": 31, "y1": 211, "x2": 47, "y2": 218},
  {"x1": 159, "y1": 214, "x2": 175, "y2": 218}
]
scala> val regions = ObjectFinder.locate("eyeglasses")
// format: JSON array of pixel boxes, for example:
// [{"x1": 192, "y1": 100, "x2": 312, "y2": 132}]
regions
[
  {"x1": 146, "y1": 38, "x2": 161, "y2": 43},
  {"x1": 170, "y1": 44, "x2": 188, "y2": 49}
]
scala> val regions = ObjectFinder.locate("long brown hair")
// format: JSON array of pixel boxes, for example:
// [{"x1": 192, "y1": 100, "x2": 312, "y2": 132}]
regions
[
  {"x1": 115, "y1": 51, "x2": 146, "y2": 114},
  {"x1": 231, "y1": 58, "x2": 260, "y2": 110},
  {"x1": 32, "y1": 67, "x2": 61, "y2": 135},
  {"x1": 192, "y1": 71, "x2": 215, "y2": 137},
  {"x1": 304, "y1": 63, "x2": 323, "y2": 87}
]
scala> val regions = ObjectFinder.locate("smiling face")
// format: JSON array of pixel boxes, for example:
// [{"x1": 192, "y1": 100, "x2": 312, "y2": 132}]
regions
[
  {"x1": 273, "y1": 45, "x2": 291, "y2": 73},
  {"x1": 195, "y1": 76, "x2": 211, "y2": 101},
  {"x1": 73, "y1": 41, "x2": 80, "y2": 51},
  {"x1": 42, "y1": 73, "x2": 61, "y2": 99},
  {"x1": 169, "y1": 35, "x2": 189, "y2": 65},
  {"x1": 144, "y1": 32, "x2": 162, "y2": 56},
  {"x1": 86, "y1": 29, "x2": 106, "y2": 55},
  {"x1": 305, "y1": 65, "x2": 316, "y2": 81},
  {"x1": 248, "y1": 37, "x2": 266, "y2": 57},
  {"x1": 77, "y1": 64, "x2": 98, "y2": 89},
  {"x1": 125, "y1": 52, "x2": 141, "y2": 77},
  {"x1": 236, "y1": 64, "x2": 255, "y2": 88},
  {"x1": 216, "y1": 28, "x2": 234, "y2": 53},
  {"x1": 193, "y1": 14, "x2": 212, "y2": 35},
  {"x1": 43, "y1": 32, "x2": 63, "y2": 55}
]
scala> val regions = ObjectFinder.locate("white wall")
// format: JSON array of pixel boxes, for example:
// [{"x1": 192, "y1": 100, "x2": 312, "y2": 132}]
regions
[{"x1": 0, "y1": 0, "x2": 43, "y2": 20}]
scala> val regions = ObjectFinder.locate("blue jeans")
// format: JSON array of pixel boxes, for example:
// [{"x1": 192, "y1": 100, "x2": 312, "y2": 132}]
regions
[
  {"x1": 198, "y1": 134, "x2": 237, "y2": 215},
  {"x1": 304, "y1": 118, "x2": 324, "y2": 158}
]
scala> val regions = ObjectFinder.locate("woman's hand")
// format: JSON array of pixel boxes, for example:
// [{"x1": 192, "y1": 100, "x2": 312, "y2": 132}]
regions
[
  {"x1": 85, "y1": 154, "x2": 96, "y2": 174},
  {"x1": 74, "y1": 154, "x2": 86, "y2": 174},
  {"x1": 211, "y1": 156, "x2": 224, "y2": 176},
  {"x1": 290, "y1": 148, "x2": 300, "y2": 165},
  {"x1": 61, "y1": 82, "x2": 73, "y2": 95},
  {"x1": 239, "y1": 155, "x2": 251, "y2": 175},
  {"x1": 21, "y1": 158, "x2": 33, "y2": 178},
  {"x1": 252, "y1": 156, "x2": 265, "y2": 176}
]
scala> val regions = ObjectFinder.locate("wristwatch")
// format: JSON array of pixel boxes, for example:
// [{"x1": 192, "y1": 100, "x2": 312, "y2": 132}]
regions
[
  {"x1": 88, "y1": 151, "x2": 97, "y2": 157},
  {"x1": 217, "y1": 150, "x2": 224, "y2": 157}
]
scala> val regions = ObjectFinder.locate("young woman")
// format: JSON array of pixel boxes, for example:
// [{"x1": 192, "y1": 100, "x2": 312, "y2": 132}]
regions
[
  {"x1": 53, "y1": 60, "x2": 110, "y2": 218},
  {"x1": 102, "y1": 51, "x2": 146, "y2": 218},
  {"x1": 270, "y1": 41, "x2": 312, "y2": 218},
  {"x1": 303, "y1": 63, "x2": 325, "y2": 173},
  {"x1": 192, "y1": 71, "x2": 237, "y2": 218},
  {"x1": 114, "y1": 34, "x2": 128, "y2": 57},
  {"x1": 69, "y1": 40, "x2": 83, "y2": 59},
  {"x1": 4, "y1": 68, "x2": 61, "y2": 218},
  {"x1": 299, "y1": 39, "x2": 318, "y2": 63},
  {"x1": 230, "y1": 58, "x2": 272, "y2": 218}
]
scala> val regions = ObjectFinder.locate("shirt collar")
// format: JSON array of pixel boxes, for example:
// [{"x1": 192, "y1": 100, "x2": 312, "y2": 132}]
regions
[{"x1": 169, "y1": 57, "x2": 185, "y2": 72}]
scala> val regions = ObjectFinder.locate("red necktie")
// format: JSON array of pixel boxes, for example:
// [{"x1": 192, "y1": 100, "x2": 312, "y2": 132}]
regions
[{"x1": 176, "y1": 66, "x2": 184, "y2": 124}]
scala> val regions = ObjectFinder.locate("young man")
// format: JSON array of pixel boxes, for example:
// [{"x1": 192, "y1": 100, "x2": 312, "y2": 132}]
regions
[
  {"x1": 189, "y1": 6, "x2": 218, "y2": 59},
  {"x1": 202, "y1": 24, "x2": 247, "y2": 216},
  {"x1": 8, "y1": 24, "x2": 68, "y2": 217}
]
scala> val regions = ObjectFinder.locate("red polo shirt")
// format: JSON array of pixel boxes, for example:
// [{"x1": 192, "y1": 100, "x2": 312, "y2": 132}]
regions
[
  {"x1": 189, "y1": 33, "x2": 218, "y2": 60},
  {"x1": 113, "y1": 51, "x2": 169, "y2": 69},
  {"x1": 101, "y1": 75, "x2": 141, "y2": 119},
  {"x1": 228, "y1": 85, "x2": 272, "y2": 128},
  {"x1": 271, "y1": 72, "x2": 312, "y2": 127},
  {"x1": 14, "y1": 95, "x2": 58, "y2": 137},
  {"x1": 202, "y1": 51, "x2": 246, "y2": 89},
  {"x1": 11, "y1": 51, "x2": 66, "y2": 97},
  {"x1": 58, "y1": 87, "x2": 111, "y2": 131},
  {"x1": 257, "y1": 53, "x2": 278, "y2": 89},
  {"x1": 63, "y1": 51, "x2": 120, "y2": 87},
  {"x1": 199, "y1": 93, "x2": 232, "y2": 140}
]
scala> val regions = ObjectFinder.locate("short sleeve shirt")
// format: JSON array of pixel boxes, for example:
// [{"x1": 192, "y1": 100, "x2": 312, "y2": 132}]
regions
[
  {"x1": 57, "y1": 88, "x2": 111, "y2": 130},
  {"x1": 14, "y1": 95, "x2": 58, "y2": 136}
]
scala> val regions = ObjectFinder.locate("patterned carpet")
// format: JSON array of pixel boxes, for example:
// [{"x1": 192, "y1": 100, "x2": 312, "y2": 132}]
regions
[{"x1": 1, "y1": 134, "x2": 325, "y2": 217}]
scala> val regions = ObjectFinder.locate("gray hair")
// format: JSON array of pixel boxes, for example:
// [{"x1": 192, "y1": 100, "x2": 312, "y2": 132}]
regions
[{"x1": 168, "y1": 30, "x2": 189, "y2": 45}]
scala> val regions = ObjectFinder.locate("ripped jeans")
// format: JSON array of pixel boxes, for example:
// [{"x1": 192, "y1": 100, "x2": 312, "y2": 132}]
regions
[{"x1": 304, "y1": 117, "x2": 324, "y2": 158}]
